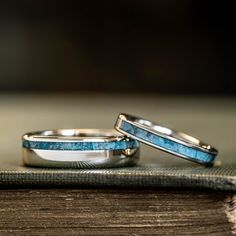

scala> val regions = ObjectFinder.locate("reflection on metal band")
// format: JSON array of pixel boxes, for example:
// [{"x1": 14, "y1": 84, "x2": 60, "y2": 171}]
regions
[{"x1": 22, "y1": 129, "x2": 140, "y2": 168}]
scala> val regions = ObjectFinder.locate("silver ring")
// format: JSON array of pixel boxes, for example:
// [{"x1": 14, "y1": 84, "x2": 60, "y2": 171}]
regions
[
  {"x1": 115, "y1": 114, "x2": 218, "y2": 166},
  {"x1": 22, "y1": 129, "x2": 140, "y2": 168}
]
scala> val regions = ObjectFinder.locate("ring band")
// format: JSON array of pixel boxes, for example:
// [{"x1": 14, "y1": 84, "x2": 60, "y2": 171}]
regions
[
  {"x1": 22, "y1": 129, "x2": 140, "y2": 168},
  {"x1": 115, "y1": 114, "x2": 218, "y2": 166}
]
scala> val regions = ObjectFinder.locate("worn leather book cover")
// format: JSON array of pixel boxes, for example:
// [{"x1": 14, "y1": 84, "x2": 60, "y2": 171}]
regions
[{"x1": 0, "y1": 155, "x2": 235, "y2": 191}]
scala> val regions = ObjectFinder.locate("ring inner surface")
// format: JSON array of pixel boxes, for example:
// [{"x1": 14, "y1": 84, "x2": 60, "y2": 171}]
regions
[
  {"x1": 124, "y1": 114, "x2": 209, "y2": 148},
  {"x1": 25, "y1": 129, "x2": 122, "y2": 142}
]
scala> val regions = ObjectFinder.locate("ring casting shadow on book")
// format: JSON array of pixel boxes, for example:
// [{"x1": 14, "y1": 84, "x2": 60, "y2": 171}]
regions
[
  {"x1": 115, "y1": 113, "x2": 218, "y2": 167},
  {"x1": 22, "y1": 129, "x2": 140, "y2": 168}
]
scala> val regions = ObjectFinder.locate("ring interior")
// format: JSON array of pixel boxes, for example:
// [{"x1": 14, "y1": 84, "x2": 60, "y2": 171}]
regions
[{"x1": 24, "y1": 129, "x2": 124, "y2": 142}]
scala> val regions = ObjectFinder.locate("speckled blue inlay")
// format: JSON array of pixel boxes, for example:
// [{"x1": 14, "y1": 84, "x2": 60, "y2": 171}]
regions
[
  {"x1": 120, "y1": 120, "x2": 215, "y2": 164},
  {"x1": 23, "y1": 139, "x2": 139, "y2": 151}
]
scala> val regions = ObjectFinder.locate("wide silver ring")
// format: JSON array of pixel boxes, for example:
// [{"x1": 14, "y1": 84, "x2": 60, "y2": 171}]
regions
[
  {"x1": 22, "y1": 129, "x2": 140, "y2": 168},
  {"x1": 115, "y1": 114, "x2": 218, "y2": 166}
]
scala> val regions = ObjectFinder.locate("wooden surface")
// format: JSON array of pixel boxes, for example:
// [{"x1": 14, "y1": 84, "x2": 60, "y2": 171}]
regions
[
  {"x1": 0, "y1": 189, "x2": 235, "y2": 235},
  {"x1": 0, "y1": 95, "x2": 236, "y2": 235}
]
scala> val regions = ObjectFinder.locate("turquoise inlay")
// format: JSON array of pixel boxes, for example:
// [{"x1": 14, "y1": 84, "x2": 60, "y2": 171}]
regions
[
  {"x1": 23, "y1": 139, "x2": 139, "y2": 151},
  {"x1": 120, "y1": 120, "x2": 215, "y2": 164}
]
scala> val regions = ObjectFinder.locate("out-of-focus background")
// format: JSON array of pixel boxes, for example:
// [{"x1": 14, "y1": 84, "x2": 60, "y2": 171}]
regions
[{"x1": 0, "y1": 0, "x2": 235, "y2": 94}]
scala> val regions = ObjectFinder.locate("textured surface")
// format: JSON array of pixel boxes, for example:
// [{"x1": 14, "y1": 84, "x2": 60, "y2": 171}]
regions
[
  {"x1": 0, "y1": 95, "x2": 236, "y2": 190},
  {"x1": 0, "y1": 189, "x2": 235, "y2": 235},
  {"x1": 0, "y1": 164, "x2": 236, "y2": 191}
]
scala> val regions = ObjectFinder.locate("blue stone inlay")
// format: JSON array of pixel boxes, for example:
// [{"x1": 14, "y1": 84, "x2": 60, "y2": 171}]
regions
[
  {"x1": 120, "y1": 121, "x2": 215, "y2": 164},
  {"x1": 23, "y1": 139, "x2": 139, "y2": 151}
]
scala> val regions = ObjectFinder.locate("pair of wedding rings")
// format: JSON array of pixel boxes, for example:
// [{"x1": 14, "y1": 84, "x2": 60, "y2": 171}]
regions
[{"x1": 22, "y1": 114, "x2": 218, "y2": 168}]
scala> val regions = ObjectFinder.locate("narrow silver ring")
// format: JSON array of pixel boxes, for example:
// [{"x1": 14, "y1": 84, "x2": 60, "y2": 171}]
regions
[
  {"x1": 22, "y1": 129, "x2": 140, "y2": 168},
  {"x1": 115, "y1": 114, "x2": 218, "y2": 166}
]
